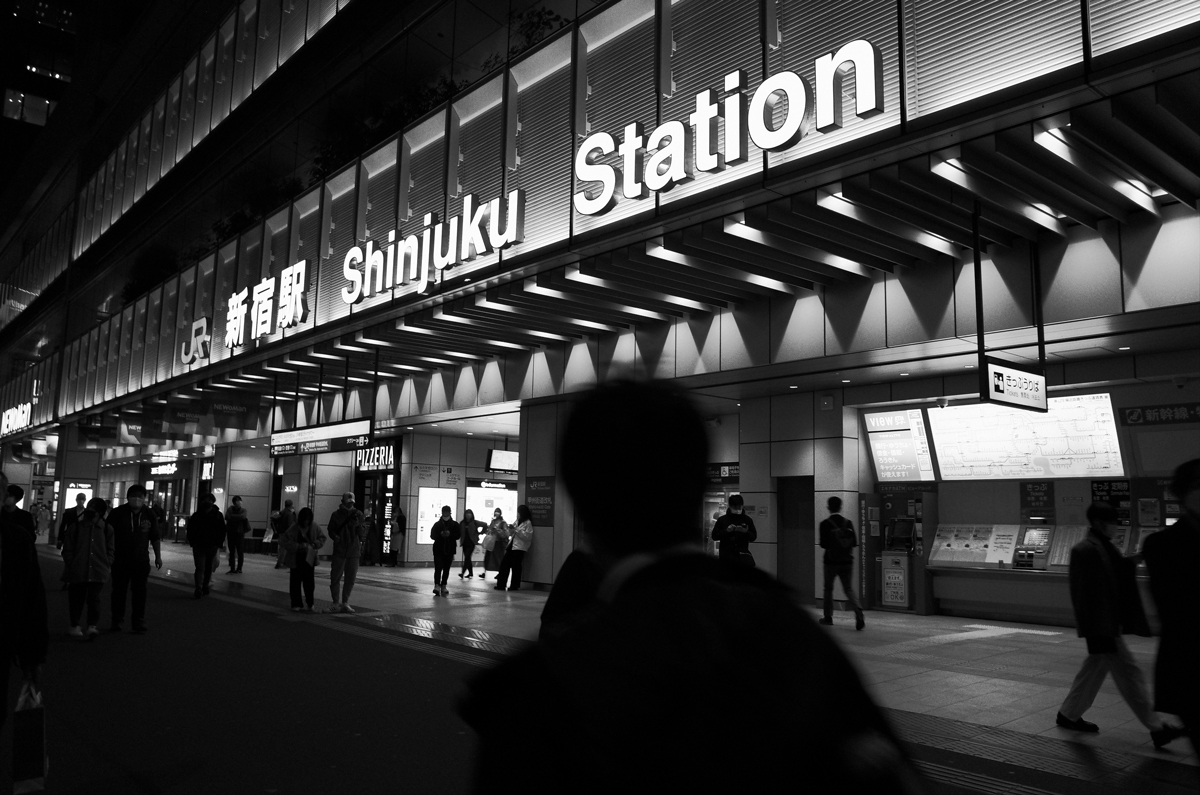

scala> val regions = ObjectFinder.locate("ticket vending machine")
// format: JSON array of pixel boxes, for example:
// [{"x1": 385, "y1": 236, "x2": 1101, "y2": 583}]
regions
[
  {"x1": 873, "y1": 490, "x2": 937, "y2": 615},
  {"x1": 880, "y1": 518, "x2": 916, "y2": 610},
  {"x1": 1013, "y1": 525, "x2": 1054, "y2": 569}
]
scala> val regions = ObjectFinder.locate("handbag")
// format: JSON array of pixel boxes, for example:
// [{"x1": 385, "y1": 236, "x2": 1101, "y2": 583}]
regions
[
  {"x1": 482, "y1": 533, "x2": 496, "y2": 552},
  {"x1": 13, "y1": 680, "x2": 46, "y2": 793}
]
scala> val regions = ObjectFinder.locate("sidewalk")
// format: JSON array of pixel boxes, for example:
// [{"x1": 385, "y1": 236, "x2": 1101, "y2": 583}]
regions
[{"x1": 36, "y1": 543, "x2": 1195, "y2": 794}]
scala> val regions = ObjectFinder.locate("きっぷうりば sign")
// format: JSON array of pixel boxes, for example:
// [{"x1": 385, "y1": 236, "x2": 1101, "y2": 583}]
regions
[{"x1": 982, "y1": 358, "x2": 1046, "y2": 413}]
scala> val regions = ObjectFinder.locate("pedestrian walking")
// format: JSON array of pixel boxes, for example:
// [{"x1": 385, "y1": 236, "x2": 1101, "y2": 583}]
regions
[
  {"x1": 459, "y1": 380, "x2": 922, "y2": 794},
  {"x1": 61, "y1": 498, "x2": 114, "y2": 640},
  {"x1": 224, "y1": 495, "x2": 250, "y2": 573},
  {"x1": 710, "y1": 494, "x2": 757, "y2": 567},
  {"x1": 459, "y1": 508, "x2": 484, "y2": 579},
  {"x1": 326, "y1": 492, "x2": 366, "y2": 613},
  {"x1": 56, "y1": 492, "x2": 88, "y2": 590},
  {"x1": 1144, "y1": 458, "x2": 1200, "y2": 757},
  {"x1": 105, "y1": 484, "x2": 163, "y2": 633},
  {"x1": 281, "y1": 508, "x2": 325, "y2": 612},
  {"x1": 818, "y1": 496, "x2": 865, "y2": 631},
  {"x1": 272, "y1": 499, "x2": 296, "y2": 569},
  {"x1": 494, "y1": 505, "x2": 532, "y2": 592},
  {"x1": 34, "y1": 501, "x2": 51, "y2": 542},
  {"x1": 430, "y1": 506, "x2": 460, "y2": 597},
  {"x1": 1056, "y1": 502, "x2": 1183, "y2": 749},
  {"x1": 0, "y1": 474, "x2": 49, "y2": 732},
  {"x1": 483, "y1": 509, "x2": 508, "y2": 575},
  {"x1": 187, "y1": 492, "x2": 226, "y2": 599}
]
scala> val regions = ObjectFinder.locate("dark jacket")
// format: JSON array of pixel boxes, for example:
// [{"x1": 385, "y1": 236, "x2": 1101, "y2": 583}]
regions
[
  {"x1": 328, "y1": 506, "x2": 366, "y2": 558},
  {"x1": 187, "y1": 504, "x2": 227, "y2": 549},
  {"x1": 1068, "y1": 530, "x2": 1150, "y2": 639},
  {"x1": 225, "y1": 505, "x2": 251, "y2": 537},
  {"x1": 0, "y1": 506, "x2": 48, "y2": 683},
  {"x1": 710, "y1": 511, "x2": 757, "y2": 562},
  {"x1": 819, "y1": 514, "x2": 857, "y2": 566},
  {"x1": 430, "y1": 518, "x2": 461, "y2": 556},
  {"x1": 62, "y1": 513, "x2": 115, "y2": 583},
  {"x1": 461, "y1": 519, "x2": 484, "y2": 548},
  {"x1": 1143, "y1": 511, "x2": 1200, "y2": 716},
  {"x1": 460, "y1": 553, "x2": 923, "y2": 794},
  {"x1": 539, "y1": 549, "x2": 605, "y2": 642},
  {"x1": 107, "y1": 503, "x2": 161, "y2": 565}
]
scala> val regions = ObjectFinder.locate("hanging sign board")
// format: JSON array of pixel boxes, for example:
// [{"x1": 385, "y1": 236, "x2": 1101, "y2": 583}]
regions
[
  {"x1": 981, "y1": 357, "x2": 1047, "y2": 413},
  {"x1": 270, "y1": 419, "x2": 373, "y2": 457}
]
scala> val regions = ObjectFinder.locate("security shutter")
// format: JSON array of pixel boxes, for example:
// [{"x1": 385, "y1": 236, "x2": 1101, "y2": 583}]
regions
[
  {"x1": 355, "y1": 138, "x2": 399, "y2": 315},
  {"x1": 1088, "y1": 0, "x2": 1200, "y2": 56},
  {"x1": 285, "y1": 188, "x2": 322, "y2": 339},
  {"x1": 451, "y1": 76, "x2": 505, "y2": 281},
  {"x1": 315, "y1": 165, "x2": 357, "y2": 327}
]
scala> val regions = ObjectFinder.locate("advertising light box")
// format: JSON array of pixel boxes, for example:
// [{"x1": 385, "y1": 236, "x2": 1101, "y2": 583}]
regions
[
  {"x1": 927, "y1": 393, "x2": 1124, "y2": 481},
  {"x1": 863, "y1": 408, "x2": 936, "y2": 482}
]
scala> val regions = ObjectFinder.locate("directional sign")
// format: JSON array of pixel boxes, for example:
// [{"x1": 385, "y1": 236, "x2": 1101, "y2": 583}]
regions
[{"x1": 270, "y1": 419, "x2": 373, "y2": 458}]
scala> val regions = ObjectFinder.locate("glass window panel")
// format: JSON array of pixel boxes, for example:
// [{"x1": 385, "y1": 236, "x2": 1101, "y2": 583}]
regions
[
  {"x1": 308, "y1": 0, "x2": 337, "y2": 38},
  {"x1": 194, "y1": 34, "x2": 217, "y2": 146},
  {"x1": 117, "y1": 305, "x2": 134, "y2": 397},
  {"x1": 285, "y1": 187, "x2": 321, "y2": 338},
  {"x1": 177, "y1": 57, "x2": 197, "y2": 163},
  {"x1": 231, "y1": 0, "x2": 259, "y2": 111},
  {"x1": 254, "y1": 0, "x2": 280, "y2": 89},
  {"x1": 99, "y1": 152, "x2": 116, "y2": 234},
  {"x1": 122, "y1": 127, "x2": 138, "y2": 214},
  {"x1": 134, "y1": 111, "x2": 152, "y2": 201},
  {"x1": 147, "y1": 94, "x2": 166, "y2": 191},
  {"x1": 279, "y1": 0, "x2": 307, "y2": 64},
  {"x1": 143, "y1": 288, "x2": 162, "y2": 388},
  {"x1": 174, "y1": 266, "x2": 197, "y2": 378},
  {"x1": 209, "y1": 241, "x2": 240, "y2": 364},
  {"x1": 111, "y1": 140, "x2": 127, "y2": 227},
  {"x1": 130, "y1": 296, "x2": 148, "y2": 394},
  {"x1": 162, "y1": 76, "x2": 182, "y2": 177},
  {"x1": 105, "y1": 312, "x2": 121, "y2": 401},
  {"x1": 157, "y1": 277, "x2": 179, "y2": 383},
  {"x1": 213, "y1": 13, "x2": 237, "y2": 128}
]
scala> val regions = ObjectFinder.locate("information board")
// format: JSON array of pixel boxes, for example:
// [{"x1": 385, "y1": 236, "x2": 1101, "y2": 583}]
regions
[
  {"x1": 1019, "y1": 481, "x2": 1055, "y2": 522},
  {"x1": 526, "y1": 477, "x2": 556, "y2": 526},
  {"x1": 415, "y1": 487, "x2": 459, "y2": 545},
  {"x1": 928, "y1": 525, "x2": 1000, "y2": 566},
  {"x1": 1091, "y1": 479, "x2": 1132, "y2": 526},
  {"x1": 1049, "y1": 524, "x2": 1088, "y2": 567},
  {"x1": 863, "y1": 409, "x2": 936, "y2": 482},
  {"x1": 986, "y1": 525, "x2": 1021, "y2": 565},
  {"x1": 927, "y1": 393, "x2": 1124, "y2": 480}
]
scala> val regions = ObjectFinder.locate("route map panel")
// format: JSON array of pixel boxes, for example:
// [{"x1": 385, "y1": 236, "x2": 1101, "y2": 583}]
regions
[{"x1": 927, "y1": 393, "x2": 1124, "y2": 480}]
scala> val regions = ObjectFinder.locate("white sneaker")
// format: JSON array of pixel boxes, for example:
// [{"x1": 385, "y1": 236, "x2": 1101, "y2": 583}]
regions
[
  {"x1": 86, "y1": 625, "x2": 100, "y2": 638},
  {"x1": 341, "y1": 603, "x2": 355, "y2": 614},
  {"x1": 291, "y1": 606, "x2": 303, "y2": 612},
  {"x1": 325, "y1": 603, "x2": 341, "y2": 613},
  {"x1": 68, "y1": 626, "x2": 83, "y2": 638}
]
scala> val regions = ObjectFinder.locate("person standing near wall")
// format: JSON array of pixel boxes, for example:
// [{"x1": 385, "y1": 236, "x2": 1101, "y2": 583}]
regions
[
  {"x1": 1143, "y1": 459, "x2": 1200, "y2": 758},
  {"x1": 710, "y1": 494, "x2": 757, "y2": 568},
  {"x1": 273, "y1": 499, "x2": 296, "y2": 569},
  {"x1": 483, "y1": 509, "x2": 509, "y2": 576},
  {"x1": 430, "y1": 506, "x2": 460, "y2": 597},
  {"x1": 388, "y1": 504, "x2": 406, "y2": 567},
  {"x1": 0, "y1": 474, "x2": 49, "y2": 733},
  {"x1": 459, "y1": 509, "x2": 484, "y2": 579},
  {"x1": 106, "y1": 484, "x2": 163, "y2": 633},
  {"x1": 818, "y1": 496, "x2": 865, "y2": 631},
  {"x1": 1056, "y1": 502, "x2": 1183, "y2": 750},
  {"x1": 495, "y1": 505, "x2": 533, "y2": 592},
  {"x1": 62, "y1": 498, "x2": 114, "y2": 640},
  {"x1": 224, "y1": 495, "x2": 250, "y2": 574},
  {"x1": 326, "y1": 493, "x2": 366, "y2": 613}
]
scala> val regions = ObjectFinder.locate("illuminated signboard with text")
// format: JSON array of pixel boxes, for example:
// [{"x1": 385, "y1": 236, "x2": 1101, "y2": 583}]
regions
[
  {"x1": 863, "y1": 409, "x2": 936, "y2": 482},
  {"x1": 270, "y1": 419, "x2": 373, "y2": 458}
]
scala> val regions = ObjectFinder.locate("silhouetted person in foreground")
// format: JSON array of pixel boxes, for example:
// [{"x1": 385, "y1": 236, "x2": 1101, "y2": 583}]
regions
[
  {"x1": 459, "y1": 380, "x2": 923, "y2": 794},
  {"x1": 1144, "y1": 458, "x2": 1200, "y2": 758},
  {"x1": 1057, "y1": 502, "x2": 1183, "y2": 749},
  {"x1": 0, "y1": 475, "x2": 48, "y2": 730}
]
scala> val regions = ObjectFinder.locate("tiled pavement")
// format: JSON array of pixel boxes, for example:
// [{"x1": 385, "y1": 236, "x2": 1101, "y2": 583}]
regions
[{"x1": 44, "y1": 543, "x2": 1197, "y2": 794}]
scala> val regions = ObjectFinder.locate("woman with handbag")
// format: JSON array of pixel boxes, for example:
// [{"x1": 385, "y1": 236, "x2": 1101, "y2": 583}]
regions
[
  {"x1": 280, "y1": 508, "x2": 326, "y2": 612},
  {"x1": 459, "y1": 509, "x2": 485, "y2": 579},
  {"x1": 495, "y1": 505, "x2": 534, "y2": 592},
  {"x1": 483, "y1": 509, "x2": 509, "y2": 575}
]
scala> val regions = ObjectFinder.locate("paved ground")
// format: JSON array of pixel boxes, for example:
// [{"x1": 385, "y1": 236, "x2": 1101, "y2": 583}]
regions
[{"x1": 1, "y1": 541, "x2": 1195, "y2": 794}]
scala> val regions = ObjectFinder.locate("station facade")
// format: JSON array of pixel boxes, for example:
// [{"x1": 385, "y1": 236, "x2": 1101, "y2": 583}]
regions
[{"x1": 1, "y1": 0, "x2": 1197, "y2": 623}]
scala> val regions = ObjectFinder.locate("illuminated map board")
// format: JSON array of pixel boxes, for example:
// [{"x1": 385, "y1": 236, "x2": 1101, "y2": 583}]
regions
[
  {"x1": 927, "y1": 393, "x2": 1124, "y2": 480},
  {"x1": 863, "y1": 409, "x2": 936, "y2": 482}
]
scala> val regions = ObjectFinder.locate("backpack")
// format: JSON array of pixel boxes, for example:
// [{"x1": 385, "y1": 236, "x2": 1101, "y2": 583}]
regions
[{"x1": 832, "y1": 516, "x2": 855, "y2": 550}]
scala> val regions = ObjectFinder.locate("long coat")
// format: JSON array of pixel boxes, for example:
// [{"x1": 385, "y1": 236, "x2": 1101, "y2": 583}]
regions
[
  {"x1": 62, "y1": 515, "x2": 115, "y2": 584},
  {"x1": 1143, "y1": 512, "x2": 1200, "y2": 716},
  {"x1": 1068, "y1": 531, "x2": 1150, "y2": 638}
]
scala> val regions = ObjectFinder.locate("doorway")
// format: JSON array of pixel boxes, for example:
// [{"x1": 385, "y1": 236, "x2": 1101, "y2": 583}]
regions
[
  {"x1": 777, "y1": 476, "x2": 815, "y2": 603},
  {"x1": 355, "y1": 472, "x2": 395, "y2": 566}
]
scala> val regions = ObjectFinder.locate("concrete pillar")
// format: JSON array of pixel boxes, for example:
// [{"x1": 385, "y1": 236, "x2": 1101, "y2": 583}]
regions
[
  {"x1": 518, "y1": 399, "x2": 574, "y2": 587},
  {"x1": 52, "y1": 423, "x2": 102, "y2": 507},
  {"x1": 812, "y1": 391, "x2": 861, "y2": 603},
  {"x1": 738, "y1": 397, "x2": 778, "y2": 575}
]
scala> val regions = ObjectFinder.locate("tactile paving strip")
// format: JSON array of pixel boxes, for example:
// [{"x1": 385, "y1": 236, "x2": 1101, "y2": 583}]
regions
[
  {"x1": 915, "y1": 760, "x2": 1059, "y2": 795},
  {"x1": 343, "y1": 612, "x2": 534, "y2": 658}
]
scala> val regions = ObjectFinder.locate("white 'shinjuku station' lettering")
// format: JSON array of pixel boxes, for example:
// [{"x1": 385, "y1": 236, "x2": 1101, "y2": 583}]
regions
[
  {"x1": 573, "y1": 39, "x2": 883, "y2": 215},
  {"x1": 223, "y1": 261, "x2": 308, "y2": 352},
  {"x1": 341, "y1": 189, "x2": 525, "y2": 305}
]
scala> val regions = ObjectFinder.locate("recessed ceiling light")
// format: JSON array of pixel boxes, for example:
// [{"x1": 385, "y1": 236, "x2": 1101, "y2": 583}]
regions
[
  {"x1": 458, "y1": 421, "x2": 465, "y2": 424},
  {"x1": 467, "y1": 432, "x2": 473, "y2": 435},
  {"x1": 965, "y1": 365, "x2": 973, "y2": 368},
  {"x1": 788, "y1": 385, "x2": 798, "y2": 389},
  {"x1": 841, "y1": 379, "x2": 850, "y2": 383},
  {"x1": 406, "y1": 426, "x2": 414, "y2": 430},
  {"x1": 1118, "y1": 346, "x2": 1130, "y2": 351},
  {"x1": 900, "y1": 373, "x2": 909, "y2": 376},
  {"x1": 431, "y1": 424, "x2": 438, "y2": 427},
  {"x1": 492, "y1": 429, "x2": 499, "y2": 432}
]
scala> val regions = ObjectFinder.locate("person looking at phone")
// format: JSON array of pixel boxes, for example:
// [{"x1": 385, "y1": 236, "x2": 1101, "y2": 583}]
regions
[{"x1": 710, "y1": 494, "x2": 756, "y2": 567}]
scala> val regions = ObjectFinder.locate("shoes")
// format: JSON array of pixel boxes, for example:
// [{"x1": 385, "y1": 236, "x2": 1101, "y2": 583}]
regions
[
  {"x1": 466, "y1": 573, "x2": 473, "y2": 579},
  {"x1": 855, "y1": 613, "x2": 865, "y2": 631},
  {"x1": 274, "y1": 563, "x2": 283, "y2": 569},
  {"x1": 194, "y1": 589, "x2": 203, "y2": 600},
  {"x1": 341, "y1": 604, "x2": 355, "y2": 614},
  {"x1": 291, "y1": 606, "x2": 303, "y2": 612},
  {"x1": 86, "y1": 626, "x2": 100, "y2": 639},
  {"x1": 1151, "y1": 723, "x2": 1185, "y2": 749},
  {"x1": 68, "y1": 626, "x2": 83, "y2": 638},
  {"x1": 818, "y1": 618, "x2": 834, "y2": 626},
  {"x1": 324, "y1": 603, "x2": 342, "y2": 614},
  {"x1": 433, "y1": 587, "x2": 441, "y2": 596},
  {"x1": 458, "y1": 572, "x2": 464, "y2": 579},
  {"x1": 236, "y1": 568, "x2": 243, "y2": 573},
  {"x1": 494, "y1": 585, "x2": 506, "y2": 591},
  {"x1": 132, "y1": 623, "x2": 147, "y2": 633},
  {"x1": 226, "y1": 569, "x2": 236, "y2": 574},
  {"x1": 1056, "y1": 712, "x2": 1099, "y2": 733},
  {"x1": 304, "y1": 605, "x2": 315, "y2": 613}
]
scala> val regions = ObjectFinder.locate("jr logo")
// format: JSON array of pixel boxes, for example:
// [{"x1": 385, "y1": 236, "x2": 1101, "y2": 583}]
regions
[{"x1": 180, "y1": 317, "x2": 212, "y2": 365}]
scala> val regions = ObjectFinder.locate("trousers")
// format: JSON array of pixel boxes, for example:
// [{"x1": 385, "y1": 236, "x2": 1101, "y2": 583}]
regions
[
  {"x1": 433, "y1": 553, "x2": 454, "y2": 587},
  {"x1": 193, "y1": 546, "x2": 218, "y2": 591},
  {"x1": 823, "y1": 563, "x2": 863, "y2": 620},
  {"x1": 460, "y1": 545, "x2": 476, "y2": 574},
  {"x1": 111, "y1": 560, "x2": 150, "y2": 626},
  {"x1": 1060, "y1": 636, "x2": 1159, "y2": 729},
  {"x1": 290, "y1": 561, "x2": 315, "y2": 608},
  {"x1": 227, "y1": 531, "x2": 244, "y2": 570},
  {"x1": 497, "y1": 549, "x2": 526, "y2": 590},
  {"x1": 68, "y1": 581, "x2": 103, "y2": 627},
  {"x1": 330, "y1": 556, "x2": 359, "y2": 604}
]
